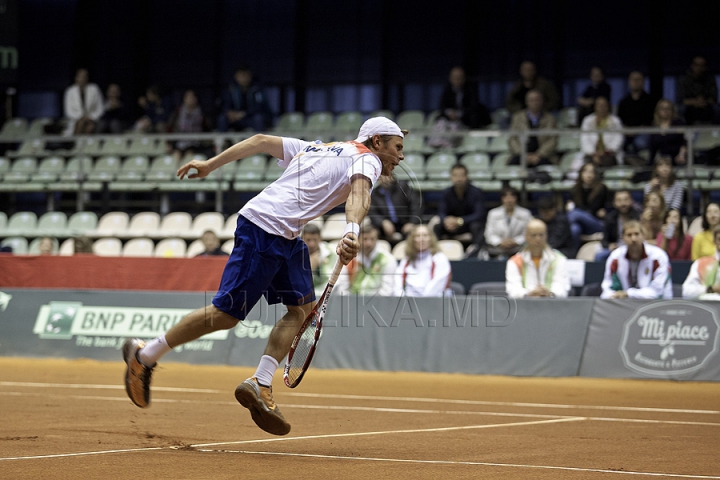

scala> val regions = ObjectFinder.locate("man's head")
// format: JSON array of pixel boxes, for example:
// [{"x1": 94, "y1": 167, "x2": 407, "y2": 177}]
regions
[
  {"x1": 449, "y1": 66, "x2": 466, "y2": 89},
  {"x1": 75, "y1": 68, "x2": 89, "y2": 87},
  {"x1": 520, "y1": 61, "x2": 537, "y2": 81},
  {"x1": 234, "y1": 65, "x2": 253, "y2": 88},
  {"x1": 525, "y1": 219, "x2": 548, "y2": 252},
  {"x1": 590, "y1": 66, "x2": 604, "y2": 84},
  {"x1": 450, "y1": 163, "x2": 468, "y2": 190},
  {"x1": 613, "y1": 189, "x2": 634, "y2": 214},
  {"x1": 107, "y1": 83, "x2": 121, "y2": 99},
  {"x1": 357, "y1": 117, "x2": 407, "y2": 176},
  {"x1": 183, "y1": 89, "x2": 198, "y2": 109},
  {"x1": 594, "y1": 96, "x2": 610, "y2": 117},
  {"x1": 359, "y1": 224, "x2": 379, "y2": 257},
  {"x1": 628, "y1": 71, "x2": 645, "y2": 93},
  {"x1": 537, "y1": 196, "x2": 557, "y2": 222},
  {"x1": 201, "y1": 230, "x2": 220, "y2": 252},
  {"x1": 501, "y1": 186, "x2": 519, "y2": 210},
  {"x1": 525, "y1": 89, "x2": 543, "y2": 115},
  {"x1": 301, "y1": 224, "x2": 322, "y2": 254},
  {"x1": 622, "y1": 220, "x2": 645, "y2": 256},
  {"x1": 691, "y1": 55, "x2": 708, "y2": 77}
]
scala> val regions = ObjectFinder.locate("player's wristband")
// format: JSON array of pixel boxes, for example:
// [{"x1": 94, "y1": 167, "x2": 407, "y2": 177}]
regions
[{"x1": 343, "y1": 222, "x2": 360, "y2": 237}]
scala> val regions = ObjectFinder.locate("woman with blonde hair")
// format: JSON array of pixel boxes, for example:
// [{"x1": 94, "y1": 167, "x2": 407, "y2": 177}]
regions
[
  {"x1": 394, "y1": 225, "x2": 452, "y2": 297},
  {"x1": 650, "y1": 99, "x2": 687, "y2": 166}
]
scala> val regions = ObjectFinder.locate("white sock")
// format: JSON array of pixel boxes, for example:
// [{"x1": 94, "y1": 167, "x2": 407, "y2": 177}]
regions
[
  {"x1": 138, "y1": 335, "x2": 172, "y2": 367},
  {"x1": 253, "y1": 355, "x2": 279, "y2": 387}
]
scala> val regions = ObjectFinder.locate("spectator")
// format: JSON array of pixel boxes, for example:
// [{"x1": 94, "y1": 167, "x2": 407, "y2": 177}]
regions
[
  {"x1": 218, "y1": 65, "x2": 273, "y2": 132},
  {"x1": 649, "y1": 99, "x2": 687, "y2": 166},
  {"x1": 73, "y1": 236, "x2": 94, "y2": 254},
  {"x1": 536, "y1": 196, "x2": 575, "y2": 258},
  {"x1": 433, "y1": 164, "x2": 485, "y2": 256},
  {"x1": 63, "y1": 68, "x2": 104, "y2": 136},
  {"x1": 506, "y1": 218, "x2": 571, "y2": 298},
  {"x1": 334, "y1": 224, "x2": 396, "y2": 296},
  {"x1": 657, "y1": 209, "x2": 692, "y2": 261},
  {"x1": 97, "y1": 83, "x2": 131, "y2": 134},
  {"x1": 429, "y1": 66, "x2": 491, "y2": 148},
  {"x1": 618, "y1": 71, "x2": 655, "y2": 154},
  {"x1": 692, "y1": 202, "x2": 720, "y2": 261},
  {"x1": 640, "y1": 190, "x2": 667, "y2": 245},
  {"x1": 567, "y1": 162, "x2": 609, "y2": 249},
  {"x1": 194, "y1": 230, "x2": 228, "y2": 257},
  {"x1": 682, "y1": 225, "x2": 720, "y2": 299},
  {"x1": 506, "y1": 61, "x2": 560, "y2": 114},
  {"x1": 677, "y1": 55, "x2": 718, "y2": 125},
  {"x1": 644, "y1": 156, "x2": 684, "y2": 211},
  {"x1": 508, "y1": 89, "x2": 558, "y2": 167},
  {"x1": 369, "y1": 176, "x2": 422, "y2": 244},
  {"x1": 394, "y1": 225, "x2": 452, "y2": 297},
  {"x1": 577, "y1": 66, "x2": 612, "y2": 124},
  {"x1": 581, "y1": 96, "x2": 624, "y2": 167},
  {"x1": 595, "y1": 189, "x2": 640, "y2": 263},
  {"x1": 601, "y1": 220, "x2": 672, "y2": 299},
  {"x1": 167, "y1": 89, "x2": 212, "y2": 159},
  {"x1": 484, "y1": 186, "x2": 532, "y2": 259},
  {"x1": 38, "y1": 237, "x2": 55, "y2": 255},
  {"x1": 301, "y1": 224, "x2": 338, "y2": 297},
  {"x1": 134, "y1": 85, "x2": 169, "y2": 133}
]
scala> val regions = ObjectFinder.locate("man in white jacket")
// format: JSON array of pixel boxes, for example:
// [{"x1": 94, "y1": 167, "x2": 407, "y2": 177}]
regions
[
  {"x1": 63, "y1": 68, "x2": 105, "y2": 136},
  {"x1": 601, "y1": 220, "x2": 672, "y2": 299},
  {"x1": 506, "y1": 219, "x2": 570, "y2": 298},
  {"x1": 682, "y1": 225, "x2": 720, "y2": 299}
]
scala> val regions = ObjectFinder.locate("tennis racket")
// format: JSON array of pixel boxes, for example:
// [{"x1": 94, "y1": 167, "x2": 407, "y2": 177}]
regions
[{"x1": 283, "y1": 256, "x2": 344, "y2": 388}]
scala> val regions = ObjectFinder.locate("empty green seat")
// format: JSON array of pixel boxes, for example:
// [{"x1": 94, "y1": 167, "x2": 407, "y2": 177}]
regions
[
  {"x1": 0, "y1": 211, "x2": 6, "y2": 230},
  {"x1": 59, "y1": 156, "x2": 93, "y2": 181},
  {"x1": 486, "y1": 134, "x2": 510, "y2": 154},
  {"x1": 396, "y1": 110, "x2": 425, "y2": 130},
  {"x1": 370, "y1": 110, "x2": 394, "y2": 121},
  {"x1": 402, "y1": 134, "x2": 431, "y2": 154},
  {"x1": 456, "y1": 134, "x2": 490, "y2": 153},
  {"x1": 26, "y1": 118, "x2": 52, "y2": 137},
  {"x1": 77, "y1": 137, "x2": 103, "y2": 156},
  {"x1": 234, "y1": 155, "x2": 267, "y2": 181},
  {"x1": 116, "y1": 155, "x2": 150, "y2": 181},
  {"x1": 4, "y1": 157, "x2": 37, "y2": 182},
  {"x1": 490, "y1": 152, "x2": 512, "y2": 170},
  {"x1": 395, "y1": 153, "x2": 425, "y2": 181},
  {"x1": 9, "y1": 139, "x2": 46, "y2": 158},
  {"x1": 67, "y1": 211, "x2": 98, "y2": 234},
  {"x1": 31, "y1": 156, "x2": 65, "y2": 182},
  {"x1": 425, "y1": 152, "x2": 458, "y2": 180},
  {"x1": 128, "y1": 136, "x2": 164, "y2": 156},
  {"x1": 334, "y1": 111, "x2": 363, "y2": 133},
  {"x1": 0, "y1": 157, "x2": 9, "y2": 179},
  {"x1": 101, "y1": 137, "x2": 130, "y2": 155},
  {"x1": 6, "y1": 211, "x2": 37, "y2": 236},
  {"x1": 274, "y1": 112, "x2": 305, "y2": 132},
  {"x1": 145, "y1": 155, "x2": 178, "y2": 181},
  {"x1": 36, "y1": 212, "x2": 68, "y2": 236},
  {"x1": 557, "y1": 133, "x2": 581, "y2": 152},
  {"x1": 694, "y1": 130, "x2": 720, "y2": 151},
  {"x1": 88, "y1": 155, "x2": 122, "y2": 181},
  {"x1": 0, "y1": 118, "x2": 28, "y2": 141},
  {"x1": 305, "y1": 112, "x2": 334, "y2": 132}
]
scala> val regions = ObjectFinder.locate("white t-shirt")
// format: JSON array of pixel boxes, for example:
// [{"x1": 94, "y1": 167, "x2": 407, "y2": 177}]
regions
[{"x1": 240, "y1": 138, "x2": 382, "y2": 239}]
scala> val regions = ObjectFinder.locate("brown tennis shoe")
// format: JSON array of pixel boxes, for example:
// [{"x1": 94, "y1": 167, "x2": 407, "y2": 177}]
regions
[
  {"x1": 235, "y1": 377, "x2": 291, "y2": 436},
  {"x1": 122, "y1": 338, "x2": 154, "y2": 408}
]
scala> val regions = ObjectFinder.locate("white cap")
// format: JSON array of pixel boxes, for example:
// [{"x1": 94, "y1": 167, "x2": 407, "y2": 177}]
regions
[{"x1": 355, "y1": 117, "x2": 406, "y2": 142}]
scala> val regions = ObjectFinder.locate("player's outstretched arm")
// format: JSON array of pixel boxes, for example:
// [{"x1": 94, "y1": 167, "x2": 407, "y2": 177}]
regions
[{"x1": 177, "y1": 134, "x2": 284, "y2": 179}]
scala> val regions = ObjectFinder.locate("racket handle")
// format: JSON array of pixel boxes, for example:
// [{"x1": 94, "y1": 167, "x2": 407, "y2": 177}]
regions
[{"x1": 328, "y1": 257, "x2": 344, "y2": 286}]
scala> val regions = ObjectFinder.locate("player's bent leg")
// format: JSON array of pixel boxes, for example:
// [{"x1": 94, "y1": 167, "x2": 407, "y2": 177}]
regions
[
  {"x1": 263, "y1": 303, "x2": 314, "y2": 362},
  {"x1": 165, "y1": 304, "x2": 239, "y2": 348}
]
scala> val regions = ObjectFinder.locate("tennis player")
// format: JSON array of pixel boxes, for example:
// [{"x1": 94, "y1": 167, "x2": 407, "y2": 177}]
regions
[{"x1": 122, "y1": 117, "x2": 406, "y2": 436}]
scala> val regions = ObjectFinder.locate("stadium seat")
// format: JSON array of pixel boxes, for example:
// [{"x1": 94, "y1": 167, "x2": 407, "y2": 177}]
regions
[
  {"x1": 88, "y1": 155, "x2": 122, "y2": 181},
  {"x1": 557, "y1": 107, "x2": 578, "y2": 128},
  {"x1": 305, "y1": 111, "x2": 334, "y2": 133},
  {"x1": 76, "y1": 137, "x2": 103, "y2": 156},
  {"x1": 486, "y1": 133, "x2": 511, "y2": 154},
  {"x1": 58, "y1": 238, "x2": 75, "y2": 256},
  {"x1": 320, "y1": 213, "x2": 346, "y2": 241},
  {"x1": 576, "y1": 241, "x2": 601, "y2": 262},
  {"x1": 438, "y1": 239, "x2": 464, "y2": 260},
  {"x1": 375, "y1": 239, "x2": 391, "y2": 253},
  {"x1": 395, "y1": 153, "x2": 425, "y2": 181},
  {"x1": 0, "y1": 211, "x2": 6, "y2": 230},
  {"x1": 9, "y1": 138, "x2": 46, "y2": 158},
  {"x1": 580, "y1": 282, "x2": 602, "y2": 297},
  {"x1": 93, "y1": 212, "x2": 130, "y2": 237},
  {"x1": 449, "y1": 281, "x2": 466, "y2": 295},
  {"x1": 127, "y1": 212, "x2": 161, "y2": 237},
  {"x1": 1, "y1": 236, "x2": 29, "y2": 254},
  {"x1": 67, "y1": 211, "x2": 98, "y2": 235},
  {"x1": 6, "y1": 211, "x2": 37, "y2": 236},
  {"x1": 122, "y1": 237, "x2": 154, "y2": 257},
  {"x1": 391, "y1": 240, "x2": 406, "y2": 260},
  {"x1": 221, "y1": 213, "x2": 238, "y2": 238},
  {"x1": 234, "y1": 154, "x2": 267, "y2": 181},
  {"x1": 402, "y1": 134, "x2": 431, "y2": 154},
  {"x1": 425, "y1": 152, "x2": 458, "y2": 180},
  {"x1": 370, "y1": 109, "x2": 394, "y2": 120},
  {"x1": 154, "y1": 238, "x2": 187, "y2": 258},
  {"x1": 26, "y1": 118, "x2": 52, "y2": 137},
  {"x1": 456, "y1": 133, "x2": 490, "y2": 153},
  {"x1": 275, "y1": 112, "x2": 305, "y2": 132},
  {"x1": 186, "y1": 239, "x2": 206, "y2": 258},
  {"x1": 145, "y1": 155, "x2": 178, "y2": 181},
  {"x1": 128, "y1": 136, "x2": 164, "y2": 156},
  {"x1": 559, "y1": 151, "x2": 582, "y2": 172},
  {"x1": 460, "y1": 153, "x2": 492, "y2": 180},
  {"x1": 425, "y1": 110, "x2": 441, "y2": 127},
  {"x1": 93, "y1": 237, "x2": 122, "y2": 256},
  {"x1": 468, "y1": 281, "x2": 507, "y2": 296},
  {"x1": 28, "y1": 236, "x2": 59, "y2": 255},
  {"x1": 116, "y1": 155, "x2": 150, "y2": 182},
  {"x1": 334, "y1": 111, "x2": 363, "y2": 135},
  {"x1": 36, "y1": 212, "x2": 68, "y2": 237},
  {"x1": 557, "y1": 132, "x2": 581, "y2": 152},
  {"x1": 0, "y1": 118, "x2": 28, "y2": 141},
  {"x1": 159, "y1": 212, "x2": 192, "y2": 237},
  {"x1": 0, "y1": 156, "x2": 10, "y2": 179},
  {"x1": 4, "y1": 157, "x2": 37, "y2": 182},
  {"x1": 31, "y1": 156, "x2": 65, "y2": 183},
  {"x1": 490, "y1": 152, "x2": 512, "y2": 171},
  {"x1": 396, "y1": 110, "x2": 425, "y2": 130},
  {"x1": 59, "y1": 155, "x2": 93, "y2": 182},
  {"x1": 221, "y1": 238, "x2": 234, "y2": 254},
  {"x1": 694, "y1": 130, "x2": 720, "y2": 152},
  {"x1": 191, "y1": 212, "x2": 225, "y2": 238},
  {"x1": 490, "y1": 108, "x2": 510, "y2": 127},
  {"x1": 100, "y1": 137, "x2": 129, "y2": 155}
]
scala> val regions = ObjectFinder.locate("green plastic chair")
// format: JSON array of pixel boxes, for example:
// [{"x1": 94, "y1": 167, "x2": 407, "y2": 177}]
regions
[
  {"x1": 0, "y1": 157, "x2": 10, "y2": 178},
  {"x1": 128, "y1": 136, "x2": 164, "y2": 156},
  {"x1": 4, "y1": 156, "x2": 37, "y2": 182},
  {"x1": 486, "y1": 134, "x2": 511, "y2": 154},
  {"x1": 234, "y1": 155, "x2": 267, "y2": 181},
  {"x1": 6, "y1": 211, "x2": 38, "y2": 236},
  {"x1": 36, "y1": 212, "x2": 68, "y2": 237},
  {"x1": 60, "y1": 156, "x2": 94, "y2": 181},
  {"x1": 0, "y1": 118, "x2": 28, "y2": 141},
  {"x1": 1, "y1": 236, "x2": 29, "y2": 254},
  {"x1": 395, "y1": 153, "x2": 425, "y2": 181},
  {"x1": 101, "y1": 137, "x2": 130, "y2": 155},
  {"x1": 145, "y1": 155, "x2": 178, "y2": 181},
  {"x1": 77, "y1": 137, "x2": 103, "y2": 156},
  {"x1": 334, "y1": 111, "x2": 363, "y2": 133},
  {"x1": 402, "y1": 134, "x2": 431, "y2": 154},
  {"x1": 10, "y1": 139, "x2": 46, "y2": 158},
  {"x1": 557, "y1": 132, "x2": 581, "y2": 153},
  {"x1": 425, "y1": 152, "x2": 458, "y2": 180},
  {"x1": 274, "y1": 112, "x2": 305, "y2": 132},
  {"x1": 694, "y1": 130, "x2": 720, "y2": 151},
  {"x1": 369, "y1": 110, "x2": 394, "y2": 121},
  {"x1": 305, "y1": 112, "x2": 334, "y2": 132},
  {"x1": 26, "y1": 118, "x2": 52, "y2": 137},
  {"x1": 116, "y1": 155, "x2": 150, "y2": 181},
  {"x1": 88, "y1": 155, "x2": 122, "y2": 181},
  {"x1": 67, "y1": 211, "x2": 98, "y2": 235},
  {"x1": 456, "y1": 134, "x2": 490, "y2": 153},
  {"x1": 31, "y1": 156, "x2": 65, "y2": 182},
  {"x1": 396, "y1": 110, "x2": 426, "y2": 130}
]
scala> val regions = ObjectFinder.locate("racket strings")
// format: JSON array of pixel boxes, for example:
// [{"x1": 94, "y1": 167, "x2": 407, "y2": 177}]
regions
[{"x1": 285, "y1": 318, "x2": 319, "y2": 385}]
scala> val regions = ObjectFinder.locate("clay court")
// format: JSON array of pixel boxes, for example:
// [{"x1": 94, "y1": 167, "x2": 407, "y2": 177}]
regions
[{"x1": 0, "y1": 358, "x2": 718, "y2": 479}]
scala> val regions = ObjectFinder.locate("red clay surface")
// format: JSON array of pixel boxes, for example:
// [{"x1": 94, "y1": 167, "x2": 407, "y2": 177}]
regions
[{"x1": 1, "y1": 357, "x2": 719, "y2": 479}]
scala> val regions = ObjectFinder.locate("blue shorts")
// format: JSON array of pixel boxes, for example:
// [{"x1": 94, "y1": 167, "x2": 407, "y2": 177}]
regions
[{"x1": 212, "y1": 215, "x2": 315, "y2": 320}]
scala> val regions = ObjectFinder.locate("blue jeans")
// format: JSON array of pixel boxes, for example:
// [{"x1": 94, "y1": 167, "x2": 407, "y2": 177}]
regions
[{"x1": 567, "y1": 209, "x2": 604, "y2": 247}]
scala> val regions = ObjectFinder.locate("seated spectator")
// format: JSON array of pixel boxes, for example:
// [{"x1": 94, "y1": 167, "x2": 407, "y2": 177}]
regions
[
  {"x1": 484, "y1": 186, "x2": 532, "y2": 259},
  {"x1": 677, "y1": 55, "x2": 718, "y2": 125},
  {"x1": 506, "y1": 219, "x2": 571, "y2": 298},
  {"x1": 167, "y1": 89, "x2": 212, "y2": 159},
  {"x1": 218, "y1": 65, "x2": 273, "y2": 132},
  {"x1": 650, "y1": 99, "x2": 687, "y2": 166},
  {"x1": 334, "y1": 224, "x2": 397, "y2": 296},
  {"x1": 508, "y1": 90, "x2": 557, "y2": 167},
  {"x1": 692, "y1": 202, "x2": 720, "y2": 261},
  {"x1": 38, "y1": 237, "x2": 55, "y2": 255},
  {"x1": 394, "y1": 225, "x2": 452, "y2": 297},
  {"x1": 369, "y1": 176, "x2": 422, "y2": 244},
  {"x1": 194, "y1": 230, "x2": 228, "y2": 257},
  {"x1": 682, "y1": 225, "x2": 720, "y2": 299},
  {"x1": 657, "y1": 209, "x2": 692, "y2": 261},
  {"x1": 301, "y1": 224, "x2": 338, "y2": 296},
  {"x1": 643, "y1": 156, "x2": 684, "y2": 211},
  {"x1": 581, "y1": 96, "x2": 624, "y2": 167},
  {"x1": 506, "y1": 61, "x2": 560, "y2": 115},
  {"x1": 429, "y1": 66, "x2": 491, "y2": 148},
  {"x1": 618, "y1": 71, "x2": 655, "y2": 154},
  {"x1": 567, "y1": 162, "x2": 609, "y2": 248},
  {"x1": 433, "y1": 164, "x2": 485, "y2": 256},
  {"x1": 536, "y1": 196, "x2": 574, "y2": 258},
  {"x1": 577, "y1": 66, "x2": 612, "y2": 124},
  {"x1": 97, "y1": 83, "x2": 131, "y2": 134},
  {"x1": 640, "y1": 190, "x2": 667, "y2": 245},
  {"x1": 73, "y1": 235, "x2": 94, "y2": 254},
  {"x1": 134, "y1": 85, "x2": 169, "y2": 133},
  {"x1": 63, "y1": 68, "x2": 104, "y2": 136},
  {"x1": 595, "y1": 189, "x2": 640, "y2": 263},
  {"x1": 601, "y1": 220, "x2": 672, "y2": 299}
]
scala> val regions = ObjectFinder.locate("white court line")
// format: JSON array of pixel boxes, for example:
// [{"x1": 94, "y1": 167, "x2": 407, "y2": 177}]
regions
[
  {"x1": 0, "y1": 447, "x2": 164, "y2": 462},
  {"x1": 204, "y1": 450, "x2": 720, "y2": 479},
  {"x1": 2, "y1": 381, "x2": 716, "y2": 415}
]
